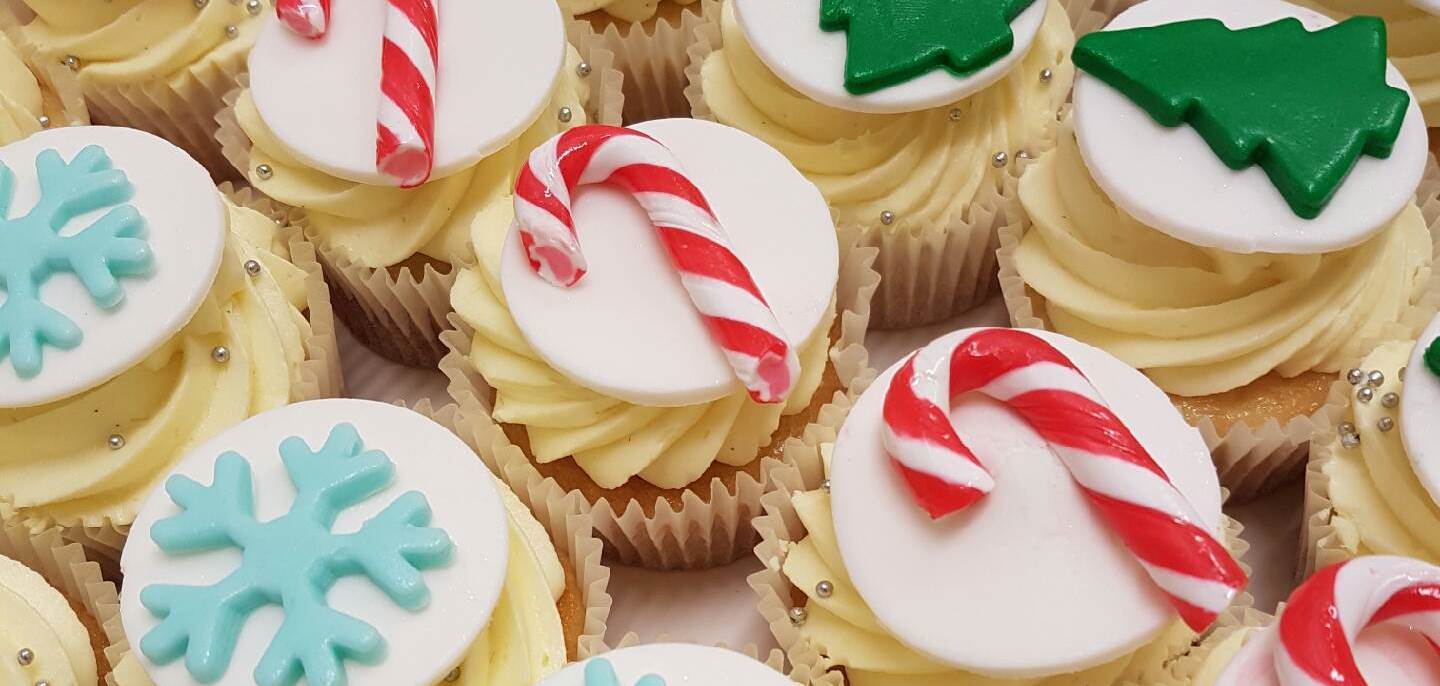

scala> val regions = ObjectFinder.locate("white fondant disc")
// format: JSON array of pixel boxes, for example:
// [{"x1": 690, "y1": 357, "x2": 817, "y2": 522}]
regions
[
  {"x1": 733, "y1": 0, "x2": 1047, "y2": 114},
  {"x1": 829, "y1": 328, "x2": 1225, "y2": 677},
  {"x1": 120, "y1": 399, "x2": 509, "y2": 686},
  {"x1": 1072, "y1": 0, "x2": 1429, "y2": 255},
  {"x1": 500, "y1": 118, "x2": 839, "y2": 407},
  {"x1": 1411, "y1": 0, "x2": 1440, "y2": 17},
  {"x1": 0, "y1": 126, "x2": 224, "y2": 409},
  {"x1": 535, "y1": 644, "x2": 794, "y2": 686},
  {"x1": 248, "y1": 0, "x2": 565, "y2": 185},
  {"x1": 1400, "y1": 313, "x2": 1440, "y2": 505}
]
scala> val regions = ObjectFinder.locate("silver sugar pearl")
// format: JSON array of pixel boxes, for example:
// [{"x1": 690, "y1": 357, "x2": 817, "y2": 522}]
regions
[
  {"x1": 1357, "y1": 387, "x2": 1375, "y2": 403},
  {"x1": 244, "y1": 259, "x2": 262, "y2": 277},
  {"x1": 225, "y1": 24, "x2": 239, "y2": 40},
  {"x1": 558, "y1": 106, "x2": 574, "y2": 123},
  {"x1": 948, "y1": 107, "x2": 962, "y2": 121},
  {"x1": 788, "y1": 606, "x2": 808, "y2": 626},
  {"x1": 1378, "y1": 416, "x2": 1395, "y2": 433},
  {"x1": 577, "y1": 62, "x2": 592, "y2": 78},
  {"x1": 195, "y1": 0, "x2": 209, "y2": 7},
  {"x1": 991, "y1": 151, "x2": 1008, "y2": 168},
  {"x1": 255, "y1": 163, "x2": 274, "y2": 180},
  {"x1": 880, "y1": 210, "x2": 895, "y2": 225},
  {"x1": 1016, "y1": 150, "x2": 1031, "y2": 160},
  {"x1": 1040, "y1": 68, "x2": 1053, "y2": 83},
  {"x1": 1382, "y1": 392, "x2": 1400, "y2": 409},
  {"x1": 246, "y1": 0, "x2": 262, "y2": 14},
  {"x1": 61, "y1": 55, "x2": 79, "y2": 71},
  {"x1": 444, "y1": 667, "x2": 461, "y2": 682},
  {"x1": 1367, "y1": 370, "x2": 1385, "y2": 387},
  {"x1": 1339, "y1": 422, "x2": 1361, "y2": 449},
  {"x1": 1346, "y1": 368, "x2": 1365, "y2": 385},
  {"x1": 815, "y1": 580, "x2": 834, "y2": 598},
  {"x1": 17, "y1": 648, "x2": 33, "y2": 666},
  {"x1": 37, "y1": 115, "x2": 50, "y2": 129},
  {"x1": 36, "y1": 681, "x2": 49, "y2": 686},
  {"x1": 212, "y1": 346, "x2": 231, "y2": 363},
  {"x1": 821, "y1": 479, "x2": 831, "y2": 492},
  {"x1": 107, "y1": 434, "x2": 125, "y2": 450}
]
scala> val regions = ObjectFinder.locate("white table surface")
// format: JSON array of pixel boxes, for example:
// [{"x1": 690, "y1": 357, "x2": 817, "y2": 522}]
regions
[{"x1": 342, "y1": 297, "x2": 1301, "y2": 651}]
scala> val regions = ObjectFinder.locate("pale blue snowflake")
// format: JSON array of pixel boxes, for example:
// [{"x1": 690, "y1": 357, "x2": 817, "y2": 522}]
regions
[
  {"x1": 586, "y1": 659, "x2": 665, "y2": 686},
  {"x1": 0, "y1": 144, "x2": 151, "y2": 378},
  {"x1": 138, "y1": 423, "x2": 454, "y2": 686}
]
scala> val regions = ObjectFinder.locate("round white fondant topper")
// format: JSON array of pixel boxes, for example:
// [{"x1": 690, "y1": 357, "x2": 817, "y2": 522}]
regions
[
  {"x1": 1400, "y1": 313, "x2": 1440, "y2": 506},
  {"x1": 0, "y1": 126, "x2": 225, "y2": 409},
  {"x1": 248, "y1": 0, "x2": 565, "y2": 185},
  {"x1": 732, "y1": 0, "x2": 1048, "y2": 114},
  {"x1": 828, "y1": 328, "x2": 1224, "y2": 678},
  {"x1": 119, "y1": 399, "x2": 510, "y2": 686},
  {"x1": 1072, "y1": 0, "x2": 1429, "y2": 255},
  {"x1": 535, "y1": 644, "x2": 794, "y2": 686},
  {"x1": 500, "y1": 118, "x2": 839, "y2": 407}
]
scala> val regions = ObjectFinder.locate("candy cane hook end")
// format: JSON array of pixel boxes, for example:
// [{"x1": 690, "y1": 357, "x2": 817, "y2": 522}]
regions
[{"x1": 276, "y1": 0, "x2": 331, "y2": 39}]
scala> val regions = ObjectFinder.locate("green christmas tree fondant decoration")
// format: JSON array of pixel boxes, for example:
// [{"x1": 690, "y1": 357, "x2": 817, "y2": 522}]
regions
[
  {"x1": 819, "y1": 0, "x2": 1039, "y2": 95},
  {"x1": 1072, "y1": 17, "x2": 1411, "y2": 219}
]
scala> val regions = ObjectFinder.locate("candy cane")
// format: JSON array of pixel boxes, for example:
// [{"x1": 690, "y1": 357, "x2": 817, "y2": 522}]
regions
[
  {"x1": 1212, "y1": 556, "x2": 1440, "y2": 686},
  {"x1": 276, "y1": 0, "x2": 437, "y2": 187},
  {"x1": 882, "y1": 328, "x2": 1246, "y2": 631},
  {"x1": 513, "y1": 124, "x2": 800, "y2": 405}
]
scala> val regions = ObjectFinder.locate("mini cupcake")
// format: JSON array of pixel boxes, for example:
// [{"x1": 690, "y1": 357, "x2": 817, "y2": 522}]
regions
[
  {"x1": 562, "y1": 0, "x2": 708, "y2": 123},
  {"x1": 0, "y1": 524, "x2": 117, "y2": 686},
  {"x1": 1304, "y1": 309, "x2": 1440, "y2": 574},
  {"x1": 687, "y1": 0, "x2": 1079, "y2": 327},
  {"x1": 4, "y1": 0, "x2": 265, "y2": 178},
  {"x1": 218, "y1": 0, "x2": 621, "y2": 367},
  {"x1": 1173, "y1": 556, "x2": 1440, "y2": 685},
  {"x1": 113, "y1": 398, "x2": 611, "y2": 686},
  {"x1": 442, "y1": 118, "x2": 874, "y2": 569},
  {"x1": 537, "y1": 644, "x2": 791, "y2": 686},
  {"x1": 1295, "y1": 0, "x2": 1440, "y2": 125},
  {"x1": 0, "y1": 29, "x2": 86, "y2": 142},
  {"x1": 0, "y1": 125, "x2": 338, "y2": 550},
  {"x1": 1000, "y1": 0, "x2": 1440, "y2": 499},
  {"x1": 752, "y1": 326, "x2": 1249, "y2": 684}
]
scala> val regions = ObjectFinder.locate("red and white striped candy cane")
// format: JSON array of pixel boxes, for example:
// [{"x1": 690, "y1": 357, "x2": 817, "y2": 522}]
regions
[
  {"x1": 275, "y1": 0, "x2": 438, "y2": 187},
  {"x1": 513, "y1": 124, "x2": 800, "y2": 405},
  {"x1": 1218, "y1": 556, "x2": 1440, "y2": 686},
  {"x1": 882, "y1": 328, "x2": 1246, "y2": 631}
]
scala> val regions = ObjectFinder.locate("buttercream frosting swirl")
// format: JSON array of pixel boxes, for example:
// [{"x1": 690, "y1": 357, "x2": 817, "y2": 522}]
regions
[
  {"x1": 0, "y1": 198, "x2": 316, "y2": 530},
  {"x1": 698, "y1": 0, "x2": 1072, "y2": 228},
  {"x1": 0, "y1": 554, "x2": 95, "y2": 686},
  {"x1": 1297, "y1": 0, "x2": 1440, "y2": 122},
  {"x1": 1013, "y1": 123, "x2": 1433, "y2": 397},
  {"x1": 235, "y1": 48, "x2": 590, "y2": 269},
  {"x1": 0, "y1": 34, "x2": 53, "y2": 144},
  {"x1": 561, "y1": 0, "x2": 699, "y2": 23}
]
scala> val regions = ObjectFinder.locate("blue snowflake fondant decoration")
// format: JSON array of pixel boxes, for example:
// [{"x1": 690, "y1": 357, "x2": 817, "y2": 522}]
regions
[
  {"x1": 586, "y1": 659, "x2": 665, "y2": 686},
  {"x1": 139, "y1": 423, "x2": 454, "y2": 686},
  {"x1": 0, "y1": 145, "x2": 151, "y2": 378}
]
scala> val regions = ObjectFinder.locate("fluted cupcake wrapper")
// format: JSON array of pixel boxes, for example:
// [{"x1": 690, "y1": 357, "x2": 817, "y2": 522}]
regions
[
  {"x1": 437, "y1": 227, "x2": 878, "y2": 571},
  {"x1": 214, "y1": 41, "x2": 626, "y2": 369},
  {"x1": 19, "y1": 184, "x2": 343, "y2": 565},
  {"x1": 1141, "y1": 605, "x2": 1274, "y2": 686},
  {"x1": 998, "y1": 153, "x2": 1440, "y2": 502},
  {"x1": 566, "y1": 1, "x2": 710, "y2": 124},
  {"x1": 750, "y1": 448, "x2": 1255, "y2": 685},
  {"x1": 0, "y1": 522, "x2": 119, "y2": 686}
]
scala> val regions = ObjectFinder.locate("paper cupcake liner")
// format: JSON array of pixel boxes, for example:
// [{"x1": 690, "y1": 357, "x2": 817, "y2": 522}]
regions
[
  {"x1": 750, "y1": 451, "x2": 1255, "y2": 685},
  {"x1": 568, "y1": 1, "x2": 711, "y2": 124},
  {"x1": 437, "y1": 229, "x2": 877, "y2": 570},
  {"x1": 684, "y1": 2, "x2": 1138, "y2": 329},
  {"x1": 1141, "y1": 605, "x2": 1274, "y2": 686},
  {"x1": 0, "y1": 522, "x2": 121, "y2": 686},
  {"x1": 997, "y1": 154, "x2": 1440, "y2": 502},
  {"x1": 1301, "y1": 410, "x2": 1362, "y2": 580}
]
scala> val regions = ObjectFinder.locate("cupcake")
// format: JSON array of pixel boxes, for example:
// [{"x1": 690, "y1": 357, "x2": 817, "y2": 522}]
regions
[
  {"x1": 218, "y1": 0, "x2": 620, "y2": 367},
  {"x1": 0, "y1": 524, "x2": 117, "y2": 686},
  {"x1": 442, "y1": 117, "x2": 872, "y2": 569},
  {"x1": 1304, "y1": 309, "x2": 1440, "y2": 574},
  {"x1": 0, "y1": 125, "x2": 338, "y2": 551},
  {"x1": 687, "y1": 0, "x2": 1078, "y2": 327},
  {"x1": 1000, "y1": 0, "x2": 1440, "y2": 500},
  {"x1": 752, "y1": 326, "x2": 1249, "y2": 684},
  {"x1": 1176, "y1": 556, "x2": 1440, "y2": 685},
  {"x1": 3, "y1": 0, "x2": 265, "y2": 178},
  {"x1": 0, "y1": 29, "x2": 86, "y2": 142},
  {"x1": 1294, "y1": 0, "x2": 1440, "y2": 125},
  {"x1": 562, "y1": 0, "x2": 707, "y2": 123},
  {"x1": 536, "y1": 644, "x2": 791, "y2": 686},
  {"x1": 114, "y1": 398, "x2": 610, "y2": 686}
]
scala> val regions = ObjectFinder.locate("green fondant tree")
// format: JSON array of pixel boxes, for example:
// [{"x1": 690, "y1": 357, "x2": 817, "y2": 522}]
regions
[
  {"x1": 1073, "y1": 17, "x2": 1411, "y2": 219},
  {"x1": 820, "y1": 0, "x2": 1038, "y2": 95}
]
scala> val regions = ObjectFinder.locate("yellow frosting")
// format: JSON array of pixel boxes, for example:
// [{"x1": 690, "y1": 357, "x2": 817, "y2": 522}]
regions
[
  {"x1": 561, "y1": 0, "x2": 699, "y2": 23},
  {"x1": 1323, "y1": 340, "x2": 1440, "y2": 562},
  {"x1": 0, "y1": 33, "x2": 50, "y2": 144},
  {"x1": 698, "y1": 0, "x2": 1073, "y2": 228},
  {"x1": 453, "y1": 208, "x2": 837, "y2": 488},
  {"x1": 781, "y1": 489, "x2": 1198, "y2": 685},
  {"x1": 0, "y1": 553, "x2": 95, "y2": 686},
  {"x1": 0, "y1": 198, "x2": 315, "y2": 530},
  {"x1": 18, "y1": 0, "x2": 259, "y2": 85},
  {"x1": 1013, "y1": 123, "x2": 1433, "y2": 397},
  {"x1": 235, "y1": 47, "x2": 591, "y2": 270},
  {"x1": 1296, "y1": 0, "x2": 1440, "y2": 123},
  {"x1": 1186, "y1": 628, "x2": 1254, "y2": 686}
]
